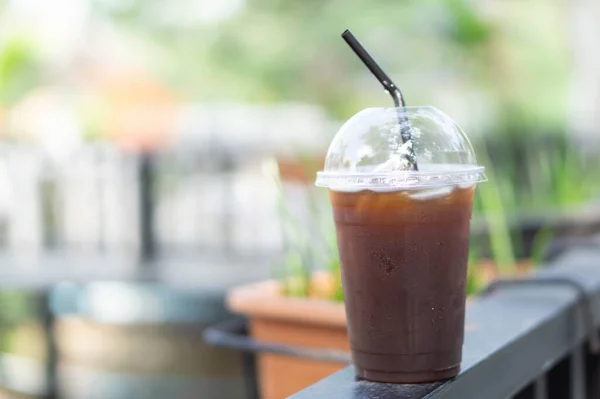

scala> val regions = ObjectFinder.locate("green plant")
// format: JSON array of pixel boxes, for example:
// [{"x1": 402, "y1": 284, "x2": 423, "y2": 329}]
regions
[
  {"x1": 479, "y1": 133, "x2": 600, "y2": 213},
  {"x1": 473, "y1": 147, "x2": 518, "y2": 275},
  {"x1": 532, "y1": 144, "x2": 599, "y2": 210},
  {"x1": 268, "y1": 157, "x2": 342, "y2": 301},
  {"x1": 273, "y1": 177, "x2": 311, "y2": 298},
  {"x1": 466, "y1": 242, "x2": 482, "y2": 296},
  {"x1": 467, "y1": 132, "x2": 600, "y2": 295}
]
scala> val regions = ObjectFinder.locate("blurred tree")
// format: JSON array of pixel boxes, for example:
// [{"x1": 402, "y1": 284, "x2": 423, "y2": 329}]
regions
[
  {"x1": 444, "y1": 0, "x2": 492, "y2": 48},
  {"x1": 0, "y1": 36, "x2": 41, "y2": 106},
  {"x1": 92, "y1": 0, "x2": 569, "y2": 129}
]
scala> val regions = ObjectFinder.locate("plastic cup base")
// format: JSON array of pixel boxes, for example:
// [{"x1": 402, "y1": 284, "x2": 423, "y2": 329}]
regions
[{"x1": 355, "y1": 364, "x2": 460, "y2": 384}]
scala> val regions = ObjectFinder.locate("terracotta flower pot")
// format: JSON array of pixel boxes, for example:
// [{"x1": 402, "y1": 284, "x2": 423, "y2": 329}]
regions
[
  {"x1": 276, "y1": 156, "x2": 325, "y2": 184},
  {"x1": 473, "y1": 260, "x2": 533, "y2": 289},
  {"x1": 227, "y1": 279, "x2": 347, "y2": 399}
]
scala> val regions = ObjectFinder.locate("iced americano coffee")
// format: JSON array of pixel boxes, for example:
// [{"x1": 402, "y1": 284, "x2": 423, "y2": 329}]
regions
[{"x1": 316, "y1": 106, "x2": 486, "y2": 383}]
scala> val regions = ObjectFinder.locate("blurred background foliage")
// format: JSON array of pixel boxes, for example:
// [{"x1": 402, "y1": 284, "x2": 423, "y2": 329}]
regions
[
  {"x1": 87, "y1": 0, "x2": 592, "y2": 296},
  {"x1": 90, "y1": 0, "x2": 568, "y2": 127},
  {"x1": 0, "y1": 36, "x2": 41, "y2": 106},
  {"x1": 0, "y1": 0, "x2": 595, "y2": 295}
]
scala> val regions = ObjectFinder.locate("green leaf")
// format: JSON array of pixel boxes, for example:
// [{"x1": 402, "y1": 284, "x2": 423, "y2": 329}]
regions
[
  {"x1": 529, "y1": 227, "x2": 555, "y2": 267},
  {"x1": 476, "y1": 148, "x2": 516, "y2": 274}
]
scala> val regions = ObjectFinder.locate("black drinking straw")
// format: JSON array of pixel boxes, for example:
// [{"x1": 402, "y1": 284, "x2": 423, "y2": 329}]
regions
[{"x1": 342, "y1": 29, "x2": 418, "y2": 170}]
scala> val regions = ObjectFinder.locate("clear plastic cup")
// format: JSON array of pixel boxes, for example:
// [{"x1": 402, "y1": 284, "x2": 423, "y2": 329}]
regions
[{"x1": 316, "y1": 106, "x2": 486, "y2": 383}]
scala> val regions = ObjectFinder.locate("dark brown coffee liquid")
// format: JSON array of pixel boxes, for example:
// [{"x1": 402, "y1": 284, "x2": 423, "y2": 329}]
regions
[{"x1": 330, "y1": 187, "x2": 475, "y2": 383}]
